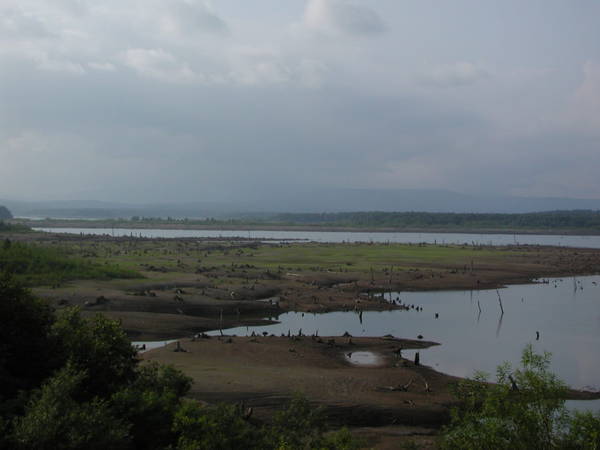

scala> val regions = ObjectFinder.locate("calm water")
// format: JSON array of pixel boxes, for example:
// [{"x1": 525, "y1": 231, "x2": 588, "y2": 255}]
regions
[
  {"x1": 33, "y1": 227, "x2": 600, "y2": 248},
  {"x1": 212, "y1": 275, "x2": 600, "y2": 393}
]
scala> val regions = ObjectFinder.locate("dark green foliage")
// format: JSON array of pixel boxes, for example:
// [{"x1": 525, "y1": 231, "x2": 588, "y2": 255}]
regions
[
  {"x1": 11, "y1": 364, "x2": 130, "y2": 450},
  {"x1": 0, "y1": 222, "x2": 29, "y2": 233},
  {"x1": 562, "y1": 411, "x2": 600, "y2": 449},
  {"x1": 0, "y1": 272, "x2": 57, "y2": 402},
  {"x1": 0, "y1": 272, "x2": 358, "y2": 449},
  {"x1": 173, "y1": 401, "x2": 263, "y2": 450},
  {"x1": 0, "y1": 241, "x2": 140, "y2": 286},
  {"x1": 272, "y1": 210, "x2": 600, "y2": 231},
  {"x1": 0, "y1": 207, "x2": 12, "y2": 220},
  {"x1": 266, "y1": 396, "x2": 362, "y2": 449},
  {"x1": 51, "y1": 308, "x2": 139, "y2": 398},
  {"x1": 111, "y1": 209, "x2": 600, "y2": 232},
  {"x1": 442, "y1": 345, "x2": 600, "y2": 449},
  {"x1": 111, "y1": 363, "x2": 192, "y2": 449},
  {"x1": 173, "y1": 395, "x2": 361, "y2": 450},
  {"x1": 265, "y1": 394, "x2": 327, "y2": 449}
]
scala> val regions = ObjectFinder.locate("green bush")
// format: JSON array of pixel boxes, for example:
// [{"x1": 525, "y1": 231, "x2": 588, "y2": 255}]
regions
[
  {"x1": 11, "y1": 364, "x2": 130, "y2": 450},
  {"x1": 0, "y1": 273, "x2": 359, "y2": 449},
  {"x1": 0, "y1": 272, "x2": 57, "y2": 401},
  {"x1": 442, "y1": 345, "x2": 600, "y2": 449},
  {"x1": 51, "y1": 307, "x2": 139, "y2": 398}
]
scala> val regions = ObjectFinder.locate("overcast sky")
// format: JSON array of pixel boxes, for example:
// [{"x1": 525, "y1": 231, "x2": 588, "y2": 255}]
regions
[{"x1": 1, "y1": 0, "x2": 600, "y2": 203}]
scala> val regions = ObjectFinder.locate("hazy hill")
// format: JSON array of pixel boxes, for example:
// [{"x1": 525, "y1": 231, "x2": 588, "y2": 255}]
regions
[
  {"x1": 2, "y1": 189, "x2": 600, "y2": 219},
  {"x1": 0, "y1": 206, "x2": 13, "y2": 220}
]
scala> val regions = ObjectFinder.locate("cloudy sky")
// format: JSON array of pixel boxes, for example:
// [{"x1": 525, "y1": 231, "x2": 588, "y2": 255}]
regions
[{"x1": 1, "y1": 0, "x2": 600, "y2": 203}]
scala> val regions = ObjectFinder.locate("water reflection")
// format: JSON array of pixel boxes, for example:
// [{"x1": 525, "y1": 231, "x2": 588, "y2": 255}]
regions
[{"x1": 213, "y1": 275, "x2": 600, "y2": 391}]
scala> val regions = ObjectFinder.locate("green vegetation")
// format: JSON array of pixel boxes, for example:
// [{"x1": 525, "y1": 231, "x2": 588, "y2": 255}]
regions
[
  {"x1": 0, "y1": 273, "x2": 359, "y2": 449},
  {"x1": 192, "y1": 242, "x2": 506, "y2": 272},
  {"x1": 0, "y1": 222, "x2": 29, "y2": 233},
  {"x1": 0, "y1": 240, "x2": 141, "y2": 286},
  {"x1": 25, "y1": 209, "x2": 600, "y2": 232},
  {"x1": 54, "y1": 238, "x2": 511, "y2": 276},
  {"x1": 442, "y1": 345, "x2": 600, "y2": 449},
  {"x1": 273, "y1": 210, "x2": 600, "y2": 231}
]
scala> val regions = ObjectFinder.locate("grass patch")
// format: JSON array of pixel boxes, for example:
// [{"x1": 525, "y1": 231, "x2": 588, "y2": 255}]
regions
[
  {"x1": 0, "y1": 221, "x2": 31, "y2": 233},
  {"x1": 0, "y1": 240, "x2": 142, "y2": 286},
  {"x1": 203, "y1": 243, "x2": 511, "y2": 271}
]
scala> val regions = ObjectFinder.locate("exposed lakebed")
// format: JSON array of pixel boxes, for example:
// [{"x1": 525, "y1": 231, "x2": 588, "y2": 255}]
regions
[{"x1": 209, "y1": 275, "x2": 600, "y2": 393}]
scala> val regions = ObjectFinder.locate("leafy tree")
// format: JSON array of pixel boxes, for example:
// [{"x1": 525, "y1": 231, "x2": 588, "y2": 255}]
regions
[
  {"x1": 442, "y1": 345, "x2": 600, "y2": 449},
  {"x1": 562, "y1": 411, "x2": 600, "y2": 449},
  {"x1": 173, "y1": 395, "x2": 360, "y2": 450},
  {"x1": 111, "y1": 363, "x2": 192, "y2": 449},
  {"x1": 51, "y1": 307, "x2": 138, "y2": 398},
  {"x1": 11, "y1": 364, "x2": 130, "y2": 450},
  {"x1": 265, "y1": 394, "x2": 328, "y2": 449},
  {"x1": 0, "y1": 272, "x2": 57, "y2": 403},
  {"x1": 173, "y1": 401, "x2": 263, "y2": 450}
]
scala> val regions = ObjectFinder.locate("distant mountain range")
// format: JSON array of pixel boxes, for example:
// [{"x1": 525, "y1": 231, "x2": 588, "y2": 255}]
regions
[{"x1": 3, "y1": 188, "x2": 600, "y2": 219}]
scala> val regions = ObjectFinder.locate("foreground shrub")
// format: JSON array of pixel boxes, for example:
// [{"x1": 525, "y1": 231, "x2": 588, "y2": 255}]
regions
[
  {"x1": 12, "y1": 364, "x2": 130, "y2": 450},
  {"x1": 0, "y1": 272, "x2": 359, "y2": 449},
  {"x1": 442, "y1": 344, "x2": 600, "y2": 449}
]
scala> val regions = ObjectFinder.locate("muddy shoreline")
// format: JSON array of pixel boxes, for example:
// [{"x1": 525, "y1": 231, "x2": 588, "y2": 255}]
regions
[{"x1": 143, "y1": 335, "x2": 600, "y2": 448}]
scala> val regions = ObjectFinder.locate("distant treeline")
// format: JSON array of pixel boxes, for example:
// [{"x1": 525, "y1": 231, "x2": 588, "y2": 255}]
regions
[
  {"x1": 20, "y1": 209, "x2": 600, "y2": 232},
  {"x1": 270, "y1": 210, "x2": 600, "y2": 230}
]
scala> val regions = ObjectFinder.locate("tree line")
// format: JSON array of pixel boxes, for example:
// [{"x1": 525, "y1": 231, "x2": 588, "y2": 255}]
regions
[{"x1": 271, "y1": 210, "x2": 600, "y2": 230}]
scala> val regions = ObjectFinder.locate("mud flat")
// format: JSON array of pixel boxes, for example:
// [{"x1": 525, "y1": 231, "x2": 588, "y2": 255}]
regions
[
  {"x1": 16, "y1": 231, "x2": 600, "y2": 338},
  {"x1": 143, "y1": 334, "x2": 600, "y2": 448},
  {"x1": 144, "y1": 335, "x2": 452, "y2": 447}
]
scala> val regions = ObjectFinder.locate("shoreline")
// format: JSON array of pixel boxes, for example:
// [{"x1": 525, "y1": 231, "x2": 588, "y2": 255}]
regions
[
  {"x1": 14, "y1": 218, "x2": 600, "y2": 236},
  {"x1": 142, "y1": 335, "x2": 600, "y2": 448}
]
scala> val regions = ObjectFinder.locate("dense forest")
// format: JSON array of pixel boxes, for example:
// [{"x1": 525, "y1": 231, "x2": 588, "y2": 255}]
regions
[{"x1": 270, "y1": 210, "x2": 600, "y2": 231}]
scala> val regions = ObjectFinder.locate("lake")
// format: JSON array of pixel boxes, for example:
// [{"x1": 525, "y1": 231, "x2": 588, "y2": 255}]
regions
[
  {"x1": 44, "y1": 225, "x2": 599, "y2": 409},
  {"x1": 33, "y1": 227, "x2": 600, "y2": 248},
  {"x1": 211, "y1": 275, "x2": 600, "y2": 393}
]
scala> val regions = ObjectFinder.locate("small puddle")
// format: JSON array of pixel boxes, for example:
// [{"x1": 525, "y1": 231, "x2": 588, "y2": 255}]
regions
[{"x1": 345, "y1": 351, "x2": 382, "y2": 366}]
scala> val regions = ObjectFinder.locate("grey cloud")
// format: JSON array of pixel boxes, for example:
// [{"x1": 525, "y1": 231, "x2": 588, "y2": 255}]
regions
[
  {"x1": 162, "y1": 0, "x2": 229, "y2": 37},
  {"x1": 2, "y1": 0, "x2": 600, "y2": 203},
  {"x1": 304, "y1": 0, "x2": 385, "y2": 36},
  {"x1": 420, "y1": 62, "x2": 490, "y2": 88},
  {"x1": 0, "y1": 7, "x2": 55, "y2": 39},
  {"x1": 120, "y1": 48, "x2": 199, "y2": 84}
]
